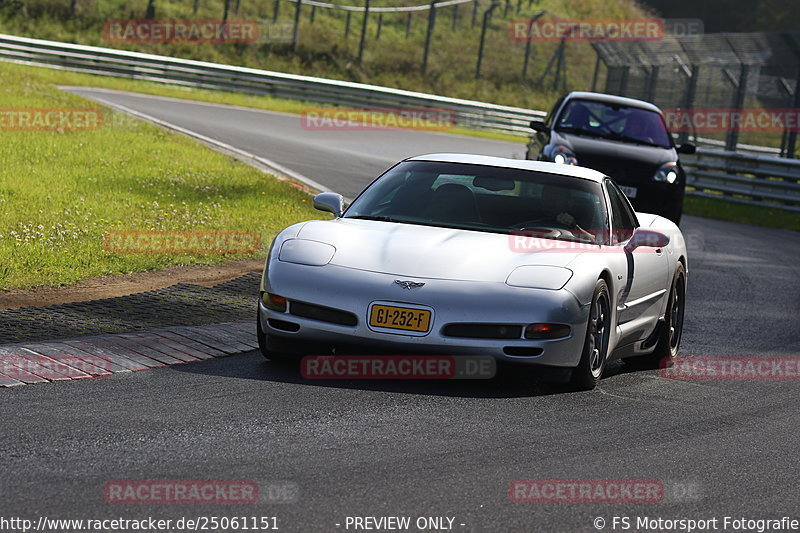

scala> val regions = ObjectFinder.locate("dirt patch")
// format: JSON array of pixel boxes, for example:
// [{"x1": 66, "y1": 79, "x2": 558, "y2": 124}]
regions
[{"x1": 0, "y1": 259, "x2": 264, "y2": 310}]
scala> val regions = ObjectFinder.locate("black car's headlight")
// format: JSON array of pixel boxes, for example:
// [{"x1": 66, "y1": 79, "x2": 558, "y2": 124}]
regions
[
  {"x1": 552, "y1": 145, "x2": 578, "y2": 166},
  {"x1": 653, "y1": 162, "x2": 679, "y2": 184}
]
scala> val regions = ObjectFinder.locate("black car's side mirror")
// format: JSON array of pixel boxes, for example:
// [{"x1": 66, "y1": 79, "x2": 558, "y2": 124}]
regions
[
  {"x1": 529, "y1": 120, "x2": 548, "y2": 133},
  {"x1": 676, "y1": 143, "x2": 696, "y2": 155}
]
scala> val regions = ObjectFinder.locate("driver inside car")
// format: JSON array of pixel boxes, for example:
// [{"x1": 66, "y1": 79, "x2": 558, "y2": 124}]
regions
[{"x1": 540, "y1": 185, "x2": 596, "y2": 243}]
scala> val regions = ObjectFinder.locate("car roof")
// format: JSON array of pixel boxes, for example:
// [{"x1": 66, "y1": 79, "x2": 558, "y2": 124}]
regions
[
  {"x1": 405, "y1": 153, "x2": 608, "y2": 183},
  {"x1": 564, "y1": 91, "x2": 663, "y2": 114}
]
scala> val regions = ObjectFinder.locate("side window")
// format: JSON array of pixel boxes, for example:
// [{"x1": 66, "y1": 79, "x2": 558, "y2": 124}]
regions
[
  {"x1": 605, "y1": 180, "x2": 638, "y2": 244},
  {"x1": 544, "y1": 96, "x2": 565, "y2": 128}
]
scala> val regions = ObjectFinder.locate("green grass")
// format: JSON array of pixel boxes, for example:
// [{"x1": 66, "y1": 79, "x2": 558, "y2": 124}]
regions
[
  {"x1": 0, "y1": 61, "x2": 324, "y2": 291},
  {"x1": 0, "y1": 0, "x2": 648, "y2": 110},
  {"x1": 684, "y1": 195, "x2": 800, "y2": 232}
]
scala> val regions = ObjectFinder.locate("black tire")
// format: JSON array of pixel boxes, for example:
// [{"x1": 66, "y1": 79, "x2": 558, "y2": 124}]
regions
[
  {"x1": 650, "y1": 262, "x2": 686, "y2": 366},
  {"x1": 571, "y1": 279, "x2": 611, "y2": 391}
]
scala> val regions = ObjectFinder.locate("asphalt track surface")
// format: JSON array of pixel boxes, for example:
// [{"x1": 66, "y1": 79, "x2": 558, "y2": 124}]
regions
[{"x1": 2, "y1": 88, "x2": 799, "y2": 532}]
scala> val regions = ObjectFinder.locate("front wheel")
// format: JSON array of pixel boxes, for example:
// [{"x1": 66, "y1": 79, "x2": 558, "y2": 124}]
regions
[{"x1": 571, "y1": 279, "x2": 611, "y2": 390}]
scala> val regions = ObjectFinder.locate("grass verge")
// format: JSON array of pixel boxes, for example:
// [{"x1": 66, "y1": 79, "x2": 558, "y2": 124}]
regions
[
  {"x1": 0, "y1": 61, "x2": 323, "y2": 291},
  {"x1": 684, "y1": 195, "x2": 799, "y2": 232}
]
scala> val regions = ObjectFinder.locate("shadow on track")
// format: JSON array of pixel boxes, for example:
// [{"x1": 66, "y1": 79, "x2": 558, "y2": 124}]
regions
[{"x1": 170, "y1": 350, "x2": 645, "y2": 398}]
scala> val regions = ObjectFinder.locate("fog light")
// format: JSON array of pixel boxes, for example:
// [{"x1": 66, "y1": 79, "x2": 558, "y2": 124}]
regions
[
  {"x1": 262, "y1": 292, "x2": 287, "y2": 312},
  {"x1": 524, "y1": 323, "x2": 571, "y2": 339}
]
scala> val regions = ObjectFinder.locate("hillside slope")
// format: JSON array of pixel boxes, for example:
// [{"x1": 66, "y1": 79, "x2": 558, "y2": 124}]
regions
[{"x1": 0, "y1": 0, "x2": 649, "y2": 109}]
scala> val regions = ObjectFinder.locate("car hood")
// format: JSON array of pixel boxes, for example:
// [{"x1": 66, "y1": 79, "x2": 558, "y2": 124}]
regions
[
  {"x1": 294, "y1": 219, "x2": 585, "y2": 282},
  {"x1": 555, "y1": 131, "x2": 676, "y2": 165}
]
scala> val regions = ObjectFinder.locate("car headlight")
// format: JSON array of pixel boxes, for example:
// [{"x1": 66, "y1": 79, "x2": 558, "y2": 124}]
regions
[
  {"x1": 552, "y1": 145, "x2": 578, "y2": 166},
  {"x1": 653, "y1": 162, "x2": 679, "y2": 183},
  {"x1": 505, "y1": 265, "x2": 573, "y2": 290},
  {"x1": 278, "y1": 239, "x2": 335, "y2": 266}
]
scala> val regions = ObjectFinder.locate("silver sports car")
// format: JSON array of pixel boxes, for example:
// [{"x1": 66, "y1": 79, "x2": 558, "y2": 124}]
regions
[{"x1": 257, "y1": 154, "x2": 687, "y2": 389}]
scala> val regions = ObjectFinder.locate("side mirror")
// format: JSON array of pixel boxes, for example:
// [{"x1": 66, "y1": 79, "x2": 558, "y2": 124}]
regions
[
  {"x1": 529, "y1": 120, "x2": 548, "y2": 133},
  {"x1": 624, "y1": 228, "x2": 670, "y2": 252},
  {"x1": 313, "y1": 192, "x2": 344, "y2": 217},
  {"x1": 676, "y1": 143, "x2": 696, "y2": 155}
]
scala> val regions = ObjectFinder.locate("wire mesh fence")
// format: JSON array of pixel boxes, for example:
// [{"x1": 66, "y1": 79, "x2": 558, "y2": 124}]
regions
[{"x1": 593, "y1": 32, "x2": 800, "y2": 157}]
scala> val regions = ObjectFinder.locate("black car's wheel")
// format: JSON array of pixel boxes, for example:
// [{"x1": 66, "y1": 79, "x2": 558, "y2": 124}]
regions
[
  {"x1": 571, "y1": 279, "x2": 611, "y2": 390},
  {"x1": 650, "y1": 262, "x2": 686, "y2": 365}
]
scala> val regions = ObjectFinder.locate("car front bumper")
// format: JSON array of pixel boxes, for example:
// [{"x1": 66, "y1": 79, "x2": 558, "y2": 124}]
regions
[{"x1": 259, "y1": 262, "x2": 591, "y2": 368}]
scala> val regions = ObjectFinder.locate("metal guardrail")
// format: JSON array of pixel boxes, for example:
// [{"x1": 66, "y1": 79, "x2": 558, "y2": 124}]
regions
[
  {"x1": 0, "y1": 33, "x2": 544, "y2": 136},
  {"x1": 1, "y1": 33, "x2": 798, "y2": 210},
  {"x1": 682, "y1": 149, "x2": 800, "y2": 212}
]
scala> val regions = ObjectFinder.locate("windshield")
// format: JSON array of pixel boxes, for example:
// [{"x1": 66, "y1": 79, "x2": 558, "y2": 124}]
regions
[
  {"x1": 555, "y1": 99, "x2": 673, "y2": 148},
  {"x1": 344, "y1": 161, "x2": 607, "y2": 244}
]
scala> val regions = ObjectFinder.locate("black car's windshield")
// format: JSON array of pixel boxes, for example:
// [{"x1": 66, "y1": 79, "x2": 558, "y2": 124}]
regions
[
  {"x1": 344, "y1": 161, "x2": 607, "y2": 243},
  {"x1": 555, "y1": 99, "x2": 673, "y2": 149}
]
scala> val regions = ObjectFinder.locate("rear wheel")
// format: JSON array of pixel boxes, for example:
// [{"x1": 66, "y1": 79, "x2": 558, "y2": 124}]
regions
[
  {"x1": 650, "y1": 263, "x2": 686, "y2": 365},
  {"x1": 571, "y1": 279, "x2": 611, "y2": 390}
]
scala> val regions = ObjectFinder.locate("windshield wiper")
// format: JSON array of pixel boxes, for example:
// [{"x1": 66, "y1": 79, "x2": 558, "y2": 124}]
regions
[
  {"x1": 556, "y1": 126, "x2": 607, "y2": 138},
  {"x1": 346, "y1": 215, "x2": 400, "y2": 222},
  {"x1": 600, "y1": 132, "x2": 666, "y2": 148}
]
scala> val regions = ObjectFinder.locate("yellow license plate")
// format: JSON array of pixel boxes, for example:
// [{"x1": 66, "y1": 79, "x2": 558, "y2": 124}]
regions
[{"x1": 369, "y1": 305, "x2": 431, "y2": 332}]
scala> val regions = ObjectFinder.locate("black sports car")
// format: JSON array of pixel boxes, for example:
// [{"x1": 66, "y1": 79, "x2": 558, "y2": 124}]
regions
[{"x1": 526, "y1": 91, "x2": 695, "y2": 224}]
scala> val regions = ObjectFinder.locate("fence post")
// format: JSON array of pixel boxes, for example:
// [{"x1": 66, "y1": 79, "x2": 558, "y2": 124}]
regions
[
  {"x1": 272, "y1": 0, "x2": 280, "y2": 22},
  {"x1": 291, "y1": 0, "x2": 302, "y2": 52},
  {"x1": 345, "y1": 11, "x2": 352, "y2": 37},
  {"x1": 787, "y1": 66, "x2": 800, "y2": 158},
  {"x1": 645, "y1": 65, "x2": 659, "y2": 102},
  {"x1": 590, "y1": 54, "x2": 601, "y2": 91},
  {"x1": 521, "y1": 11, "x2": 545, "y2": 80},
  {"x1": 358, "y1": 0, "x2": 370, "y2": 62},
  {"x1": 452, "y1": 4, "x2": 459, "y2": 30},
  {"x1": 145, "y1": 0, "x2": 156, "y2": 19},
  {"x1": 471, "y1": 0, "x2": 478, "y2": 27},
  {"x1": 725, "y1": 64, "x2": 749, "y2": 152},
  {"x1": 310, "y1": 5, "x2": 315, "y2": 22},
  {"x1": 677, "y1": 64, "x2": 699, "y2": 144},
  {"x1": 376, "y1": 13, "x2": 383, "y2": 39},
  {"x1": 422, "y1": 0, "x2": 437, "y2": 74},
  {"x1": 406, "y1": 12, "x2": 412, "y2": 37},
  {"x1": 618, "y1": 66, "x2": 630, "y2": 94},
  {"x1": 193, "y1": 0, "x2": 199, "y2": 16},
  {"x1": 475, "y1": 1, "x2": 499, "y2": 80},
  {"x1": 221, "y1": 0, "x2": 229, "y2": 21}
]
